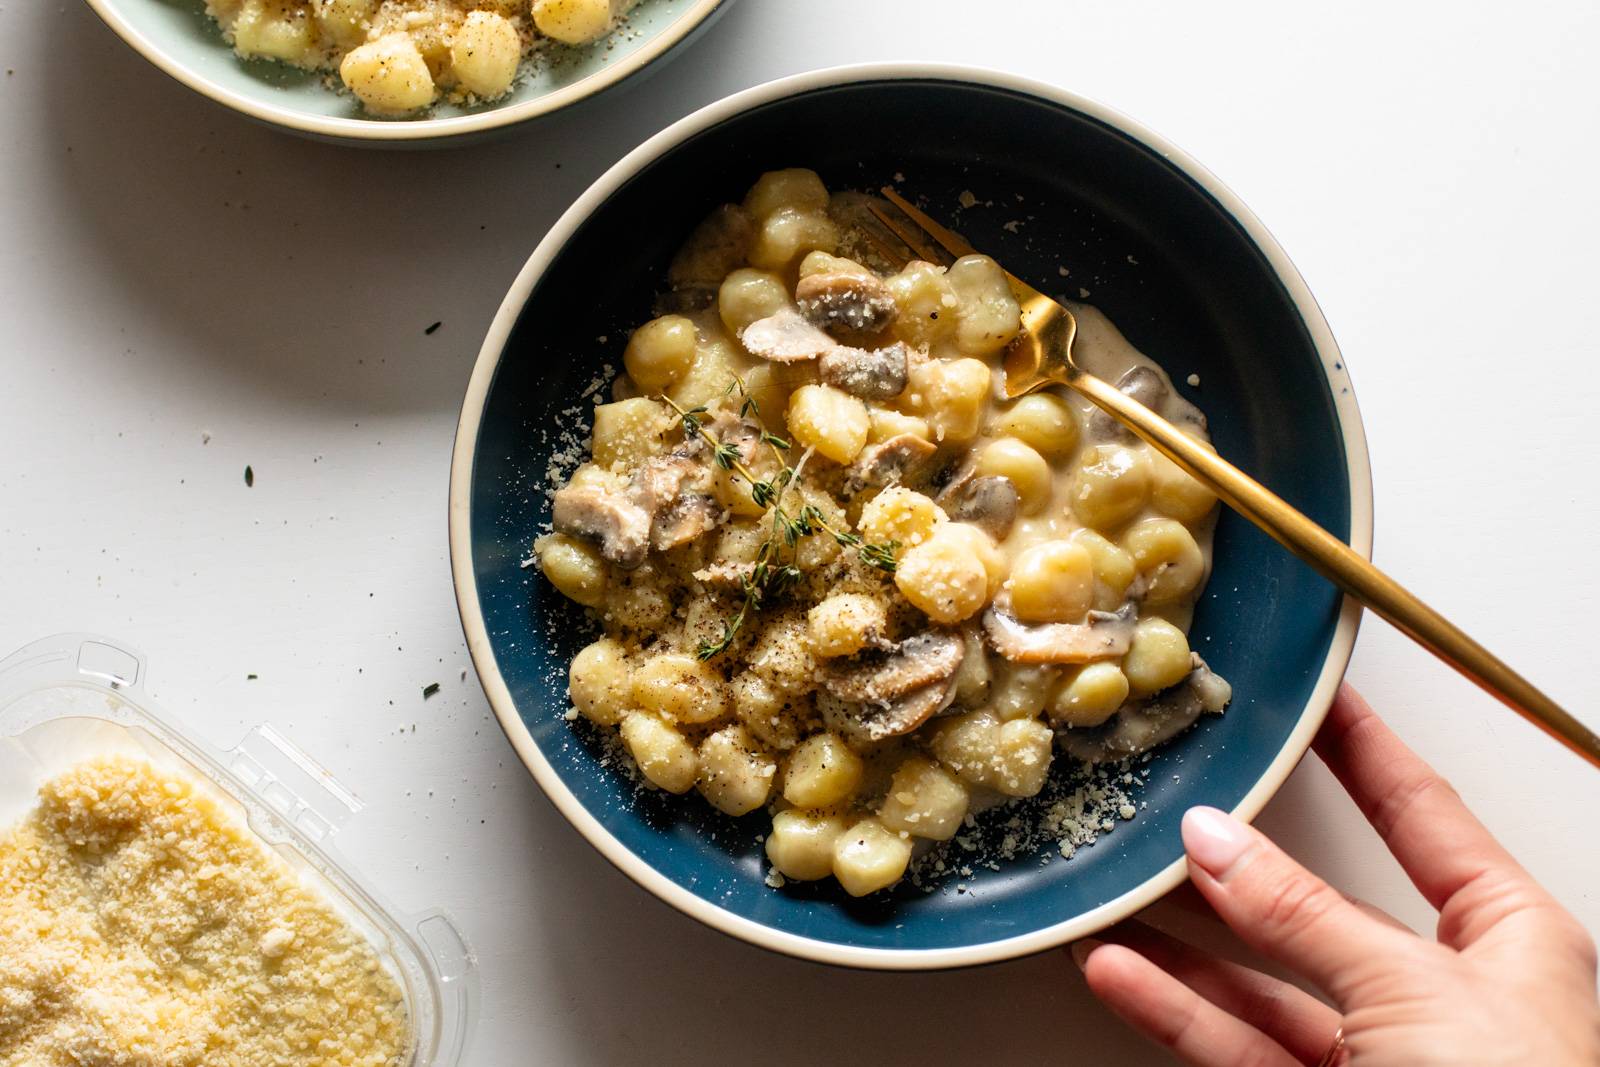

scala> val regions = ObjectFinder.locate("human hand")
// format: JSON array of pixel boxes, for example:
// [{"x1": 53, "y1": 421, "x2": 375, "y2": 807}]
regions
[{"x1": 1073, "y1": 684, "x2": 1600, "y2": 1066}]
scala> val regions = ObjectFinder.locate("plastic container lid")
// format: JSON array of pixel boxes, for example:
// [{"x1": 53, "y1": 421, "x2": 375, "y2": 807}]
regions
[{"x1": 0, "y1": 633, "x2": 478, "y2": 1066}]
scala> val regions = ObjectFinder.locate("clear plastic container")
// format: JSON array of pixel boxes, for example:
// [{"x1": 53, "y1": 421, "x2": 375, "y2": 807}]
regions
[{"x1": 0, "y1": 633, "x2": 477, "y2": 1066}]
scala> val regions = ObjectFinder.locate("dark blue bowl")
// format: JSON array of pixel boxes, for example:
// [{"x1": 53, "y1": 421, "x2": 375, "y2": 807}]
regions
[{"x1": 450, "y1": 66, "x2": 1371, "y2": 969}]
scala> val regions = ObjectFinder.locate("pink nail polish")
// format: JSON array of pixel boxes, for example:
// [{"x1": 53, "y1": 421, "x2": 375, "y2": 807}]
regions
[{"x1": 1182, "y1": 806, "x2": 1254, "y2": 879}]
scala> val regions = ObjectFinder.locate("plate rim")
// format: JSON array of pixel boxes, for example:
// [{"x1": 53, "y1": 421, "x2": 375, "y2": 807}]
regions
[
  {"x1": 80, "y1": 0, "x2": 729, "y2": 142},
  {"x1": 447, "y1": 62, "x2": 1374, "y2": 970}
]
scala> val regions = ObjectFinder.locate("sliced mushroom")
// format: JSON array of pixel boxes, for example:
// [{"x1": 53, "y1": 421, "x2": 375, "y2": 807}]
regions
[
  {"x1": 551, "y1": 484, "x2": 652, "y2": 571},
  {"x1": 560, "y1": 451, "x2": 725, "y2": 564},
  {"x1": 630, "y1": 447, "x2": 736, "y2": 556},
  {"x1": 1056, "y1": 654, "x2": 1229, "y2": 763},
  {"x1": 1188, "y1": 656, "x2": 1233, "y2": 713},
  {"x1": 935, "y1": 470, "x2": 1020, "y2": 541},
  {"x1": 819, "y1": 631, "x2": 965, "y2": 703},
  {"x1": 982, "y1": 597, "x2": 1136, "y2": 664},
  {"x1": 626, "y1": 455, "x2": 696, "y2": 514},
  {"x1": 796, "y1": 269, "x2": 898, "y2": 339},
  {"x1": 668, "y1": 204, "x2": 755, "y2": 289},
  {"x1": 865, "y1": 679, "x2": 961, "y2": 739},
  {"x1": 819, "y1": 341, "x2": 910, "y2": 401},
  {"x1": 816, "y1": 630, "x2": 967, "y2": 741},
  {"x1": 650, "y1": 495, "x2": 722, "y2": 552},
  {"x1": 817, "y1": 677, "x2": 961, "y2": 744},
  {"x1": 816, "y1": 690, "x2": 876, "y2": 748},
  {"x1": 844, "y1": 433, "x2": 937, "y2": 493},
  {"x1": 1087, "y1": 365, "x2": 1171, "y2": 442},
  {"x1": 711, "y1": 411, "x2": 764, "y2": 465},
  {"x1": 739, "y1": 307, "x2": 837, "y2": 363}
]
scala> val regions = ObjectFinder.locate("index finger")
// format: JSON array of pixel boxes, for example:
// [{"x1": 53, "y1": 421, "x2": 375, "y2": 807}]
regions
[{"x1": 1312, "y1": 684, "x2": 1536, "y2": 944}]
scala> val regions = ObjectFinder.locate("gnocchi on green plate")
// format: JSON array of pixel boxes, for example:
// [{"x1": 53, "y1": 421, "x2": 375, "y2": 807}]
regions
[{"x1": 205, "y1": 0, "x2": 639, "y2": 115}]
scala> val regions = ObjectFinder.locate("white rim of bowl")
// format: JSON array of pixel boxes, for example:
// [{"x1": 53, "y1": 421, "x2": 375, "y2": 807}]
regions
[
  {"x1": 449, "y1": 62, "x2": 1374, "y2": 970},
  {"x1": 81, "y1": 0, "x2": 728, "y2": 142}
]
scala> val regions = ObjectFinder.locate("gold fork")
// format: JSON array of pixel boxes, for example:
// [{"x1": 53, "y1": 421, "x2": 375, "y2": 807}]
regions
[{"x1": 866, "y1": 187, "x2": 1600, "y2": 770}]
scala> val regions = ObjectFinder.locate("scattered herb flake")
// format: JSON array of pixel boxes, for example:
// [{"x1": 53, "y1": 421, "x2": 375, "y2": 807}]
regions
[
  {"x1": 246, "y1": 673, "x2": 258, "y2": 680},
  {"x1": 424, "y1": 321, "x2": 442, "y2": 335},
  {"x1": 422, "y1": 682, "x2": 440, "y2": 699},
  {"x1": 243, "y1": 465, "x2": 254, "y2": 487}
]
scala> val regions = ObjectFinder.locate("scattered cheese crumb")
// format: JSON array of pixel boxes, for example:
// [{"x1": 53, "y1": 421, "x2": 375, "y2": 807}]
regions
[
  {"x1": 259, "y1": 925, "x2": 296, "y2": 958},
  {"x1": 1186, "y1": 373, "x2": 1201, "y2": 387},
  {"x1": 957, "y1": 189, "x2": 977, "y2": 208}
]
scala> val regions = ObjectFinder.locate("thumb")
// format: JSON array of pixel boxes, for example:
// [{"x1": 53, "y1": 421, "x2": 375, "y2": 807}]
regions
[{"x1": 1182, "y1": 806, "x2": 1414, "y2": 1002}]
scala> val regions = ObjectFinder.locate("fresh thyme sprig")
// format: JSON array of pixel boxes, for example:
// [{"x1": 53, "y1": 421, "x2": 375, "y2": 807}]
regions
[{"x1": 660, "y1": 380, "x2": 899, "y2": 659}]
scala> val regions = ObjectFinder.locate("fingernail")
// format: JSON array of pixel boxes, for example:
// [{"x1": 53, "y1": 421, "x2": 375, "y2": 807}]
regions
[
  {"x1": 1069, "y1": 937, "x2": 1103, "y2": 971},
  {"x1": 1182, "y1": 806, "x2": 1255, "y2": 880}
]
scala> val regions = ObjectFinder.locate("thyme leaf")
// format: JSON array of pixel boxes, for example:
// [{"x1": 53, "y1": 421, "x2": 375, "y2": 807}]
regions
[{"x1": 661, "y1": 381, "x2": 901, "y2": 657}]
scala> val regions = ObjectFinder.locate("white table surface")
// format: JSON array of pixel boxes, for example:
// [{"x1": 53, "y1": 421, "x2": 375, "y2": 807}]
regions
[{"x1": 3, "y1": 1, "x2": 1598, "y2": 1063}]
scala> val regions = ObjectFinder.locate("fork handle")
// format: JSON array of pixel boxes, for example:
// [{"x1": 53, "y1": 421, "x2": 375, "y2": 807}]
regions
[{"x1": 1068, "y1": 369, "x2": 1600, "y2": 770}]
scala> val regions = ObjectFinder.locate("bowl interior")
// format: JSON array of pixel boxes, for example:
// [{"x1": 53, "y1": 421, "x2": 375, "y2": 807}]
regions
[
  {"x1": 93, "y1": 0, "x2": 722, "y2": 138},
  {"x1": 463, "y1": 79, "x2": 1355, "y2": 955}
]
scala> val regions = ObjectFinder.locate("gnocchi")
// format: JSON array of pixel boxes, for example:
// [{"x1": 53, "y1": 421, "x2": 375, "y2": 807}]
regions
[
  {"x1": 744, "y1": 168, "x2": 830, "y2": 220},
  {"x1": 895, "y1": 535, "x2": 989, "y2": 624},
  {"x1": 1048, "y1": 661, "x2": 1130, "y2": 727},
  {"x1": 782, "y1": 732, "x2": 864, "y2": 808},
  {"x1": 807, "y1": 593, "x2": 888, "y2": 658},
  {"x1": 878, "y1": 757, "x2": 969, "y2": 841},
  {"x1": 766, "y1": 810, "x2": 849, "y2": 881},
  {"x1": 857, "y1": 488, "x2": 944, "y2": 551},
  {"x1": 623, "y1": 315, "x2": 698, "y2": 392},
  {"x1": 787, "y1": 384, "x2": 869, "y2": 464},
  {"x1": 697, "y1": 725, "x2": 777, "y2": 816},
  {"x1": 537, "y1": 170, "x2": 1231, "y2": 898},
  {"x1": 1070, "y1": 444, "x2": 1153, "y2": 531},
  {"x1": 619, "y1": 712, "x2": 698, "y2": 794},
  {"x1": 1005, "y1": 540, "x2": 1094, "y2": 624},
  {"x1": 991, "y1": 393, "x2": 1079, "y2": 456},
  {"x1": 832, "y1": 817, "x2": 913, "y2": 897},
  {"x1": 568, "y1": 637, "x2": 630, "y2": 725},
  {"x1": 449, "y1": 11, "x2": 520, "y2": 100},
  {"x1": 631, "y1": 654, "x2": 729, "y2": 725},
  {"x1": 975, "y1": 438, "x2": 1052, "y2": 514},
  {"x1": 207, "y1": 0, "x2": 642, "y2": 115}
]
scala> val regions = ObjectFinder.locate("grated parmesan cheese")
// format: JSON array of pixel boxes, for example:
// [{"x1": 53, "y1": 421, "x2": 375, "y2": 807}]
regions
[{"x1": 0, "y1": 757, "x2": 408, "y2": 1067}]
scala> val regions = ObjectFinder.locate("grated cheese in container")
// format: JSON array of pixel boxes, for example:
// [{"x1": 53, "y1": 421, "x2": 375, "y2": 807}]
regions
[{"x1": 0, "y1": 634, "x2": 477, "y2": 1067}]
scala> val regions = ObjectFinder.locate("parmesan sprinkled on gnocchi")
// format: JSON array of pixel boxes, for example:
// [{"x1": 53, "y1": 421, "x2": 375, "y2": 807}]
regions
[
  {"x1": 538, "y1": 170, "x2": 1233, "y2": 896},
  {"x1": 204, "y1": 0, "x2": 639, "y2": 115}
]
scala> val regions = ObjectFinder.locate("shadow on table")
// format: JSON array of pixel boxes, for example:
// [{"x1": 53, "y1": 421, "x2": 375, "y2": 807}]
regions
[
  {"x1": 32, "y1": 1, "x2": 753, "y2": 415},
  {"x1": 462, "y1": 727, "x2": 1338, "y2": 1065}
]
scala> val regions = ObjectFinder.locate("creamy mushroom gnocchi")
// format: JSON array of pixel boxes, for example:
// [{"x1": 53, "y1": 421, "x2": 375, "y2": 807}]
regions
[
  {"x1": 538, "y1": 169, "x2": 1233, "y2": 896},
  {"x1": 203, "y1": 0, "x2": 638, "y2": 115}
]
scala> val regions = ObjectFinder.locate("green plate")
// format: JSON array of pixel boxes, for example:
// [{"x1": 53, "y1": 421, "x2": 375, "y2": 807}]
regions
[{"x1": 83, "y1": 0, "x2": 731, "y2": 145}]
